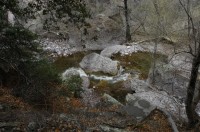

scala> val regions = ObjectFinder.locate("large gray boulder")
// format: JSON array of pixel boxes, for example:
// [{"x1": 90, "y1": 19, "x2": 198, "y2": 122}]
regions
[
  {"x1": 124, "y1": 94, "x2": 155, "y2": 121},
  {"x1": 79, "y1": 53, "x2": 119, "y2": 75}
]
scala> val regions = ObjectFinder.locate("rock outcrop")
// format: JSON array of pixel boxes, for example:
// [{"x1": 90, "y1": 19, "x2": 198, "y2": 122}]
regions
[{"x1": 124, "y1": 94, "x2": 155, "y2": 121}]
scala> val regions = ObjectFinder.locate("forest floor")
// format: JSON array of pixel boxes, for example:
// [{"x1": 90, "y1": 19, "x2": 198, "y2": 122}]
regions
[{"x1": 0, "y1": 87, "x2": 184, "y2": 132}]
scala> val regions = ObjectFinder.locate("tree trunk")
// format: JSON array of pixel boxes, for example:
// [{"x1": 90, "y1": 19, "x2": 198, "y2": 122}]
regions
[
  {"x1": 124, "y1": 0, "x2": 132, "y2": 42},
  {"x1": 151, "y1": 0, "x2": 161, "y2": 85},
  {"x1": 187, "y1": 0, "x2": 191, "y2": 39},
  {"x1": 186, "y1": 52, "x2": 200, "y2": 127},
  {"x1": 152, "y1": 39, "x2": 158, "y2": 85}
]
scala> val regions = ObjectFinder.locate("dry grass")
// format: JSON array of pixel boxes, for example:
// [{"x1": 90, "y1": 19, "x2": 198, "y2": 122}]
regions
[
  {"x1": 112, "y1": 52, "x2": 167, "y2": 79},
  {"x1": 53, "y1": 52, "x2": 87, "y2": 72}
]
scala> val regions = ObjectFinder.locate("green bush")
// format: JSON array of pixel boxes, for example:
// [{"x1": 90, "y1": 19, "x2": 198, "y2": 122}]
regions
[
  {"x1": 13, "y1": 59, "x2": 61, "y2": 106},
  {"x1": 63, "y1": 75, "x2": 83, "y2": 98}
]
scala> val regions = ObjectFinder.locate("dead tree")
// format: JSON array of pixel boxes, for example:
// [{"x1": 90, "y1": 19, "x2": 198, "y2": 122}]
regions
[{"x1": 179, "y1": 0, "x2": 200, "y2": 128}]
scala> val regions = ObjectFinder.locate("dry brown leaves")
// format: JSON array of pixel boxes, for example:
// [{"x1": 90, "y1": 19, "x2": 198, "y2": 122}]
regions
[
  {"x1": 0, "y1": 87, "x2": 31, "y2": 110},
  {"x1": 131, "y1": 109, "x2": 173, "y2": 132}
]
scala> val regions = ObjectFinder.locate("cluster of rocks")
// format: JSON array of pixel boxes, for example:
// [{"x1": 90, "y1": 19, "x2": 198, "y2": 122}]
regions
[
  {"x1": 35, "y1": 27, "x2": 197, "y2": 130},
  {"x1": 58, "y1": 46, "x2": 180, "y2": 125},
  {"x1": 38, "y1": 29, "x2": 199, "y2": 123}
]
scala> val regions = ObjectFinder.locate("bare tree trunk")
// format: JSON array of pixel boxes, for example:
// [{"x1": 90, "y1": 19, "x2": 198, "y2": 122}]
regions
[
  {"x1": 187, "y1": 0, "x2": 191, "y2": 38},
  {"x1": 152, "y1": 39, "x2": 158, "y2": 85},
  {"x1": 151, "y1": 0, "x2": 161, "y2": 85},
  {"x1": 186, "y1": 52, "x2": 200, "y2": 127},
  {"x1": 124, "y1": 0, "x2": 132, "y2": 42},
  {"x1": 178, "y1": 0, "x2": 200, "y2": 127},
  {"x1": 193, "y1": 81, "x2": 200, "y2": 120}
]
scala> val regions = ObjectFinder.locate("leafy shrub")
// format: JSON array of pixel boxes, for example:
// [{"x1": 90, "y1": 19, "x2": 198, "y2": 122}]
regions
[{"x1": 63, "y1": 75, "x2": 83, "y2": 98}]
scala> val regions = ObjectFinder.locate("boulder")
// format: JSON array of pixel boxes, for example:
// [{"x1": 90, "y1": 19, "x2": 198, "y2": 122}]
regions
[
  {"x1": 79, "y1": 53, "x2": 119, "y2": 75},
  {"x1": 61, "y1": 68, "x2": 89, "y2": 89},
  {"x1": 124, "y1": 94, "x2": 155, "y2": 121}
]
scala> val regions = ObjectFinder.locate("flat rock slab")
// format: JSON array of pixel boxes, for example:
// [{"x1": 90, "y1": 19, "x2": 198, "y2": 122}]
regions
[{"x1": 80, "y1": 53, "x2": 119, "y2": 75}]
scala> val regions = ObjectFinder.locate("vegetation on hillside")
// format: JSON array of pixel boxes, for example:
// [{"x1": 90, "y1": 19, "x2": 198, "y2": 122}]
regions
[
  {"x1": 1, "y1": 0, "x2": 200, "y2": 131},
  {"x1": 0, "y1": 0, "x2": 89, "y2": 107}
]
